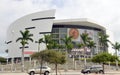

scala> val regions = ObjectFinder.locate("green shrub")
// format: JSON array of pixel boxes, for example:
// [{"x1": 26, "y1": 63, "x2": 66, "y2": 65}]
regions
[
  {"x1": 0, "y1": 57, "x2": 7, "y2": 64},
  {"x1": 75, "y1": 58, "x2": 92, "y2": 62}
]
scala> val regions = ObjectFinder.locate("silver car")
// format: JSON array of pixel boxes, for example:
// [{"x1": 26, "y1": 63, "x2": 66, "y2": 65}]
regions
[
  {"x1": 81, "y1": 65, "x2": 104, "y2": 74},
  {"x1": 28, "y1": 66, "x2": 51, "y2": 75}
]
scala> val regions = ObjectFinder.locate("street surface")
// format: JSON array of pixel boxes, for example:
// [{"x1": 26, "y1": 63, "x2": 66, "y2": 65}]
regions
[{"x1": 1, "y1": 70, "x2": 120, "y2": 75}]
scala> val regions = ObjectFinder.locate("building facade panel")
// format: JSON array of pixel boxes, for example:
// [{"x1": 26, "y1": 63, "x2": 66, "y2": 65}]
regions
[
  {"x1": 7, "y1": 10, "x2": 55, "y2": 58},
  {"x1": 7, "y1": 10, "x2": 109, "y2": 59}
]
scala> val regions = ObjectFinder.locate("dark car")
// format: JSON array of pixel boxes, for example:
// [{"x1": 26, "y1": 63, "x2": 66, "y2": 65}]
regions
[{"x1": 81, "y1": 65, "x2": 104, "y2": 74}]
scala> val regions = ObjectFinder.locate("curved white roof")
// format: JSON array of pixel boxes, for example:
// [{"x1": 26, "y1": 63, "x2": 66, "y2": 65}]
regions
[
  {"x1": 54, "y1": 18, "x2": 106, "y2": 31},
  {"x1": 7, "y1": 9, "x2": 55, "y2": 58}
]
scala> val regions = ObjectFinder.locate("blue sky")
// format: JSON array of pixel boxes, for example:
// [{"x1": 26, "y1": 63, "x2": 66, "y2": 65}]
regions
[{"x1": 0, "y1": 0, "x2": 120, "y2": 56}]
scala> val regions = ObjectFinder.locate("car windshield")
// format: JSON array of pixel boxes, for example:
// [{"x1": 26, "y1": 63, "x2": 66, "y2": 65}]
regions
[
  {"x1": 85, "y1": 66, "x2": 90, "y2": 69},
  {"x1": 35, "y1": 66, "x2": 47, "y2": 69}
]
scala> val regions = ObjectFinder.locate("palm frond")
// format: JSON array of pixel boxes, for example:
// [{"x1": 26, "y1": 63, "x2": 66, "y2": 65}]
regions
[{"x1": 16, "y1": 37, "x2": 23, "y2": 42}]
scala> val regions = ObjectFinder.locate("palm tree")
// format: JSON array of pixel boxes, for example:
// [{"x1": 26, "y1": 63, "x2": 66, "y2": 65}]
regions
[
  {"x1": 87, "y1": 40, "x2": 96, "y2": 58},
  {"x1": 80, "y1": 33, "x2": 91, "y2": 46},
  {"x1": 78, "y1": 43, "x2": 84, "y2": 48},
  {"x1": 61, "y1": 35, "x2": 73, "y2": 53},
  {"x1": 57, "y1": 44, "x2": 65, "y2": 52},
  {"x1": 112, "y1": 42, "x2": 120, "y2": 56},
  {"x1": 112, "y1": 42, "x2": 120, "y2": 70},
  {"x1": 61, "y1": 35, "x2": 73, "y2": 71},
  {"x1": 80, "y1": 32, "x2": 91, "y2": 67},
  {"x1": 98, "y1": 32, "x2": 110, "y2": 52},
  {"x1": 16, "y1": 29, "x2": 33, "y2": 72},
  {"x1": 50, "y1": 40, "x2": 59, "y2": 50},
  {"x1": 36, "y1": 38, "x2": 44, "y2": 52},
  {"x1": 44, "y1": 34, "x2": 53, "y2": 49}
]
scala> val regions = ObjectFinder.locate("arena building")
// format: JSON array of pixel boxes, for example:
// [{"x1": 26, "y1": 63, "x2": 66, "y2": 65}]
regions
[{"x1": 7, "y1": 9, "x2": 112, "y2": 61}]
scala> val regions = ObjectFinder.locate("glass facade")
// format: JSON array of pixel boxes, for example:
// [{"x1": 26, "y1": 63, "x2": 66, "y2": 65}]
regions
[
  {"x1": 52, "y1": 28, "x2": 67, "y2": 44},
  {"x1": 52, "y1": 24, "x2": 105, "y2": 55}
]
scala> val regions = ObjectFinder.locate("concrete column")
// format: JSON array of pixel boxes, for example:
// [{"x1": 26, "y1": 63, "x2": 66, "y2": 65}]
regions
[{"x1": 11, "y1": 57, "x2": 14, "y2": 72}]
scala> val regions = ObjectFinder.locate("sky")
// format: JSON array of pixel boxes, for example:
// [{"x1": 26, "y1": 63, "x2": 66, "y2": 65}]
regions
[{"x1": 0, "y1": 0, "x2": 120, "y2": 55}]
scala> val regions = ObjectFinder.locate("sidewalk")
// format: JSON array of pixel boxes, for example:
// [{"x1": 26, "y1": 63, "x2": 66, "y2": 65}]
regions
[
  {"x1": 1, "y1": 70, "x2": 120, "y2": 75},
  {"x1": 105, "y1": 70, "x2": 120, "y2": 74}
]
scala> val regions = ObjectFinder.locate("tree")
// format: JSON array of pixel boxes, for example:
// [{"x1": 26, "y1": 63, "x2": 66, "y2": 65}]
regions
[
  {"x1": 0, "y1": 57, "x2": 6, "y2": 64},
  {"x1": 31, "y1": 50, "x2": 47, "y2": 75},
  {"x1": 112, "y1": 42, "x2": 120, "y2": 56},
  {"x1": 111, "y1": 42, "x2": 120, "y2": 70},
  {"x1": 45, "y1": 50, "x2": 66, "y2": 75},
  {"x1": 61, "y1": 35, "x2": 73, "y2": 53},
  {"x1": 87, "y1": 40, "x2": 96, "y2": 58},
  {"x1": 57, "y1": 44, "x2": 65, "y2": 52},
  {"x1": 92, "y1": 52, "x2": 111, "y2": 63},
  {"x1": 43, "y1": 34, "x2": 53, "y2": 49},
  {"x1": 80, "y1": 33, "x2": 91, "y2": 46},
  {"x1": 48, "y1": 40, "x2": 58, "y2": 50},
  {"x1": 43, "y1": 34, "x2": 61, "y2": 50},
  {"x1": 61, "y1": 35, "x2": 73, "y2": 71},
  {"x1": 16, "y1": 29, "x2": 33, "y2": 72},
  {"x1": 80, "y1": 33, "x2": 91, "y2": 67},
  {"x1": 31, "y1": 50, "x2": 66, "y2": 75},
  {"x1": 78, "y1": 43, "x2": 84, "y2": 48},
  {"x1": 36, "y1": 38, "x2": 44, "y2": 52},
  {"x1": 98, "y1": 32, "x2": 110, "y2": 52},
  {"x1": 92, "y1": 52, "x2": 118, "y2": 73}
]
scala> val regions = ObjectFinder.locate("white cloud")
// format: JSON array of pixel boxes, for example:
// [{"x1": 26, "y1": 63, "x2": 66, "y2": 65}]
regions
[
  {"x1": 1, "y1": 0, "x2": 120, "y2": 52},
  {"x1": 55, "y1": 0, "x2": 120, "y2": 42}
]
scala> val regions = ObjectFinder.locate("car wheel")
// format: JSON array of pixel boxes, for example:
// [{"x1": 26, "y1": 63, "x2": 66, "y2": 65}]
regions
[
  {"x1": 99, "y1": 70, "x2": 104, "y2": 74},
  {"x1": 29, "y1": 71, "x2": 35, "y2": 75},
  {"x1": 44, "y1": 71, "x2": 49, "y2": 75},
  {"x1": 87, "y1": 71, "x2": 90, "y2": 74}
]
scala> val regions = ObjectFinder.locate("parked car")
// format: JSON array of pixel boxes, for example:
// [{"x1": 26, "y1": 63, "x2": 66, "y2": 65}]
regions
[
  {"x1": 28, "y1": 66, "x2": 51, "y2": 75},
  {"x1": 81, "y1": 65, "x2": 104, "y2": 74}
]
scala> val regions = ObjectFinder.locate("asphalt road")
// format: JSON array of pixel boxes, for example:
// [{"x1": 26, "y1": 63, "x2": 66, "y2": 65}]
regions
[
  {"x1": 1, "y1": 70, "x2": 120, "y2": 75},
  {"x1": 0, "y1": 71, "x2": 120, "y2": 75}
]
